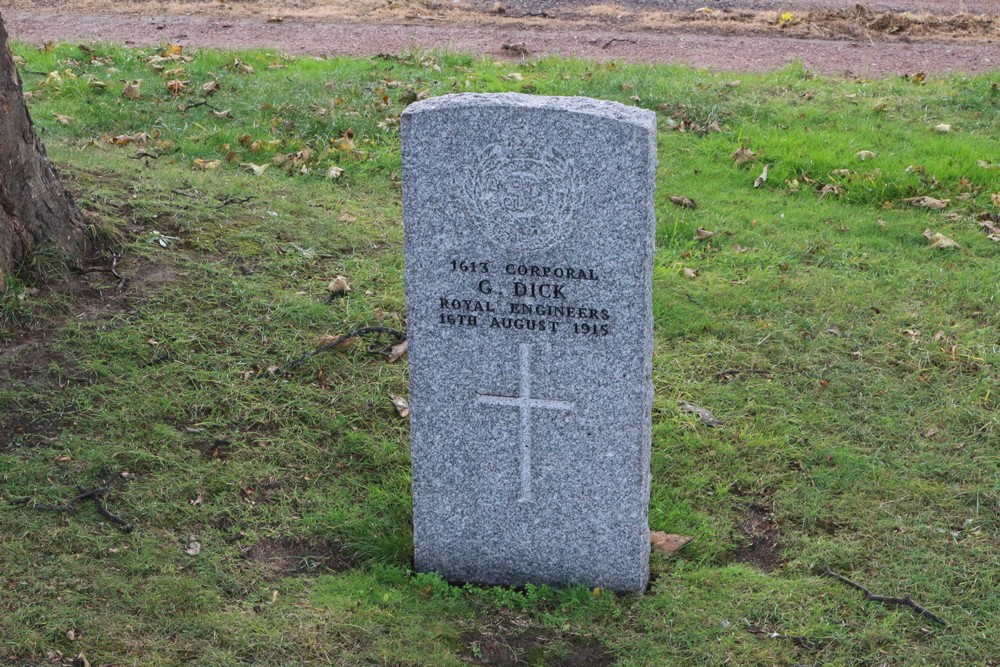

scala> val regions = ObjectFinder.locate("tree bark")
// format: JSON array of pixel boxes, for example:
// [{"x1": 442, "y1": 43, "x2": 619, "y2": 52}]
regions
[{"x1": 0, "y1": 10, "x2": 88, "y2": 290}]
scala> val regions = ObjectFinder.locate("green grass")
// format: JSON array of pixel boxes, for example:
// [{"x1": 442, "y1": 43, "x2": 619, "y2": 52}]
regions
[{"x1": 1, "y1": 42, "x2": 998, "y2": 666}]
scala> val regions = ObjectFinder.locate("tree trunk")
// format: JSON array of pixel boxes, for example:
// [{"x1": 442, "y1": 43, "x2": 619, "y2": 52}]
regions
[{"x1": 0, "y1": 10, "x2": 87, "y2": 290}]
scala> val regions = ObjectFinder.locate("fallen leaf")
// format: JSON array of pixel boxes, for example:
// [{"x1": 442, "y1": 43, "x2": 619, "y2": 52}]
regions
[
  {"x1": 189, "y1": 489, "x2": 204, "y2": 506},
  {"x1": 316, "y1": 334, "x2": 357, "y2": 350},
  {"x1": 211, "y1": 108, "x2": 233, "y2": 118},
  {"x1": 121, "y1": 80, "x2": 141, "y2": 99},
  {"x1": 193, "y1": 158, "x2": 222, "y2": 171},
  {"x1": 67, "y1": 628, "x2": 80, "y2": 641},
  {"x1": 694, "y1": 7, "x2": 713, "y2": 14},
  {"x1": 932, "y1": 123, "x2": 951, "y2": 133},
  {"x1": 730, "y1": 243, "x2": 751, "y2": 253},
  {"x1": 163, "y1": 43, "x2": 184, "y2": 57},
  {"x1": 923, "y1": 229, "x2": 960, "y2": 249},
  {"x1": 201, "y1": 80, "x2": 221, "y2": 95},
  {"x1": 74, "y1": 653, "x2": 91, "y2": 667},
  {"x1": 326, "y1": 275, "x2": 351, "y2": 297},
  {"x1": 326, "y1": 165, "x2": 345, "y2": 180},
  {"x1": 670, "y1": 195, "x2": 697, "y2": 209},
  {"x1": 830, "y1": 169, "x2": 851, "y2": 177},
  {"x1": 902, "y1": 328, "x2": 921, "y2": 342},
  {"x1": 682, "y1": 267, "x2": 698, "y2": 279},
  {"x1": 855, "y1": 150, "x2": 877, "y2": 160},
  {"x1": 390, "y1": 395, "x2": 410, "y2": 418},
  {"x1": 826, "y1": 325, "x2": 841, "y2": 335},
  {"x1": 266, "y1": 15, "x2": 283, "y2": 23},
  {"x1": 43, "y1": 40, "x2": 57, "y2": 53},
  {"x1": 818, "y1": 183, "x2": 844, "y2": 197},
  {"x1": 338, "y1": 212, "x2": 358, "y2": 222},
  {"x1": 695, "y1": 227, "x2": 715, "y2": 240},
  {"x1": 185, "y1": 538, "x2": 201, "y2": 556},
  {"x1": 977, "y1": 160, "x2": 999, "y2": 170},
  {"x1": 165, "y1": 79, "x2": 188, "y2": 96},
  {"x1": 991, "y1": 193, "x2": 1000, "y2": 207},
  {"x1": 52, "y1": 113, "x2": 72, "y2": 125},
  {"x1": 650, "y1": 531, "x2": 693, "y2": 555},
  {"x1": 678, "y1": 400, "x2": 723, "y2": 427},
  {"x1": 753, "y1": 163, "x2": 770, "y2": 188},
  {"x1": 923, "y1": 427, "x2": 941, "y2": 439},
  {"x1": 732, "y1": 146, "x2": 755, "y2": 166},
  {"x1": 904, "y1": 196, "x2": 949, "y2": 209},
  {"x1": 240, "y1": 162, "x2": 269, "y2": 176},
  {"x1": 54, "y1": 455, "x2": 72, "y2": 463},
  {"x1": 232, "y1": 58, "x2": 254, "y2": 74},
  {"x1": 387, "y1": 339, "x2": 409, "y2": 363}
]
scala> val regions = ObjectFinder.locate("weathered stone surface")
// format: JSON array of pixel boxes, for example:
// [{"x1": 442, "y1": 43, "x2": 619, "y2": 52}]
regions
[{"x1": 402, "y1": 93, "x2": 656, "y2": 592}]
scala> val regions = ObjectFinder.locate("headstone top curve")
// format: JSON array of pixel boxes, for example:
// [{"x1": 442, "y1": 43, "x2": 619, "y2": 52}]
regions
[{"x1": 402, "y1": 92, "x2": 655, "y2": 129}]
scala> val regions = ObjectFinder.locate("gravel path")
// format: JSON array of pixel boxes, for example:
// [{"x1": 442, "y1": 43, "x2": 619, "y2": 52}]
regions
[{"x1": 3, "y1": 1, "x2": 999, "y2": 77}]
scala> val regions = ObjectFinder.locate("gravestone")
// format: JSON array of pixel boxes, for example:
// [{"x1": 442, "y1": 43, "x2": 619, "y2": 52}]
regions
[{"x1": 402, "y1": 93, "x2": 656, "y2": 592}]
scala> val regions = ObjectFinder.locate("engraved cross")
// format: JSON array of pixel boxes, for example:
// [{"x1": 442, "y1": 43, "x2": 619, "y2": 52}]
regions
[{"x1": 476, "y1": 343, "x2": 575, "y2": 502}]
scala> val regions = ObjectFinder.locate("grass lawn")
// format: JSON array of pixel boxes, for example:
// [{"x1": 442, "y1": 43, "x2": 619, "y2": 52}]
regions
[{"x1": 1, "y1": 42, "x2": 998, "y2": 666}]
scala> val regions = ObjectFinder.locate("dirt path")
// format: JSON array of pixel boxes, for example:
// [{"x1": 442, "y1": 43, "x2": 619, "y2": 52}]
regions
[{"x1": 3, "y1": 1, "x2": 999, "y2": 76}]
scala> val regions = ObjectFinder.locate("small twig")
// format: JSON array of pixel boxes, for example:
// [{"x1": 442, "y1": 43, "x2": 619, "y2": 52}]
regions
[
  {"x1": 603, "y1": 38, "x2": 638, "y2": 49},
  {"x1": 745, "y1": 624, "x2": 820, "y2": 650},
  {"x1": 514, "y1": 11, "x2": 552, "y2": 18},
  {"x1": 715, "y1": 368, "x2": 773, "y2": 381},
  {"x1": 15, "y1": 485, "x2": 133, "y2": 533},
  {"x1": 178, "y1": 100, "x2": 222, "y2": 112},
  {"x1": 216, "y1": 195, "x2": 255, "y2": 209},
  {"x1": 278, "y1": 326, "x2": 406, "y2": 374},
  {"x1": 129, "y1": 149, "x2": 160, "y2": 160},
  {"x1": 824, "y1": 569, "x2": 948, "y2": 626},
  {"x1": 171, "y1": 189, "x2": 202, "y2": 199},
  {"x1": 111, "y1": 252, "x2": 127, "y2": 293}
]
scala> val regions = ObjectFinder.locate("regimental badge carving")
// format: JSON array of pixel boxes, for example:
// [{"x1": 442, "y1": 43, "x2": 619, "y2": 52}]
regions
[{"x1": 465, "y1": 134, "x2": 581, "y2": 253}]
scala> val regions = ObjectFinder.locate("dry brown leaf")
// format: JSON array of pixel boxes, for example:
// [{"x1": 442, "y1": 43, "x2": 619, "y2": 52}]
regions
[
  {"x1": 266, "y1": 15, "x2": 283, "y2": 23},
  {"x1": 902, "y1": 328, "x2": 921, "y2": 342},
  {"x1": 163, "y1": 44, "x2": 184, "y2": 57},
  {"x1": 991, "y1": 193, "x2": 1000, "y2": 207},
  {"x1": 121, "y1": 80, "x2": 141, "y2": 99},
  {"x1": 669, "y1": 195, "x2": 697, "y2": 209},
  {"x1": 166, "y1": 79, "x2": 188, "y2": 96},
  {"x1": 732, "y1": 146, "x2": 755, "y2": 166},
  {"x1": 855, "y1": 150, "x2": 877, "y2": 161},
  {"x1": 390, "y1": 395, "x2": 410, "y2": 418},
  {"x1": 316, "y1": 334, "x2": 357, "y2": 350},
  {"x1": 52, "y1": 113, "x2": 72, "y2": 125},
  {"x1": 327, "y1": 275, "x2": 351, "y2": 297},
  {"x1": 232, "y1": 59, "x2": 254, "y2": 74},
  {"x1": 818, "y1": 183, "x2": 844, "y2": 197},
  {"x1": 185, "y1": 537, "x2": 201, "y2": 556},
  {"x1": 387, "y1": 339, "x2": 409, "y2": 363},
  {"x1": 923, "y1": 229, "x2": 960, "y2": 249},
  {"x1": 202, "y1": 80, "x2": 221, "y2": 95},
  {"x1": 650, "y1": 531, "x2": 693, "y2": 556},
  {"x1": 326, "y1": 165, "x2": 345, "y2": 180},
  {"x1": 932, "y1": 123, "x2": 951, "y2": 133},
  {"x1": 682, "y1": 267, "x2": 698, "y2": 279},
  {"x1": 338, "y1": 212, "x2": 358, "y2": 222},
  {"x1": 193, "y1": 158, "x2": 221, "y2": 171},
  {"x1": 904, "y1": 196, "x2": 949, "y2": 209},
  {"x1": 977, "y1": 160, "x2": 1000, "y2": 170},
  {"x1": 695, "y1": 227, "x2": 715, "y2": 240}
]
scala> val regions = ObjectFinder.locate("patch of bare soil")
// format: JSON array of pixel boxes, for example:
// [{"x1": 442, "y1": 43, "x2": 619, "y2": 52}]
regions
[
  {"x1": 462, "y1": 621, "x2": 614, "y2": 667},
  {"x1": 241, "y1": 536, "x2": 357, "y2": 580},
  {"x1": 5, "y1": 1, "x2": 996, "y2": 76},
  {"x1": 729, "y1": 484, "x2": 783, "y2": 572}
]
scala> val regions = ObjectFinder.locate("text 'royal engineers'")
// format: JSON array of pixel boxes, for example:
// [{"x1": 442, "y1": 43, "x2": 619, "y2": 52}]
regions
[{"x1": 403, "y1": 93, "x2": 656, "y2": 592}]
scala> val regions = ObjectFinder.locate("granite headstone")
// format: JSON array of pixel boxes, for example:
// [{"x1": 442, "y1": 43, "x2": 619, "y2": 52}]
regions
[{"x1": 402, "y1": 93, "x2": 656, "y2": 592}]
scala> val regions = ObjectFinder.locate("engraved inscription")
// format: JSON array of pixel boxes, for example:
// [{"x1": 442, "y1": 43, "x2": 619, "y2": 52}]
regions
[
  {"x1": 440, "y1": 258, "x2": 612, "y2": 337},
  {"x1": 465, "y1": 135, "x2": 581, "y2": 253},
  {"x1": 476, "y1": 343, "x2": 575, "y2": 502}
]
